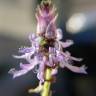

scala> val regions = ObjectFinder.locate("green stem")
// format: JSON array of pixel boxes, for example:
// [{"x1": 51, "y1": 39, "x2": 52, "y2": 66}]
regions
[{"x1": 41, "y1": 68, "x2": 52, "y2": 96}]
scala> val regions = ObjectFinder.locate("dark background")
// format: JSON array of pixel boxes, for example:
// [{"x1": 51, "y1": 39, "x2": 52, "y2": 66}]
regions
[{"x1": 0, "y1": 0, "x2": 96, "y2": 96}]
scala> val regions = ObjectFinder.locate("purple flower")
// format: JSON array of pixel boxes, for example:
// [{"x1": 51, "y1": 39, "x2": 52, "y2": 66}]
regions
[
  {"x1": 36, "y1": 1, "x2": 57, "y2": 39},
  {"x1": 9, "y1": 1, "x2": 87, "y2": 85}
]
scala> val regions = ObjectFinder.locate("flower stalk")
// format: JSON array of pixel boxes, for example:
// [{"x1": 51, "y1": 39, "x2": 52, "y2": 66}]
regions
[{"x1": 41, "y1": 68, "x2": 52, "y2": 96}]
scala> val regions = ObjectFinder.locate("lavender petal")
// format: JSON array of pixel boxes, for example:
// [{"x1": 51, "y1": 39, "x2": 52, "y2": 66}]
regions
[
  {"x1": 60, "y1": 40, "x2": 74, "y2": 48},
  {"x1": 19, "y1": 47, "x2": 34, "y2": 53},
  {"x1": 56, "y1": 28, "x2": 63, "y2": 40},
  {"x1": 65, "y1": 63, "x2": 87, "y2": 74},
  {"x1": 51, "y1": 68, "x2": 58, "y2": 76},
  {"x1": 29, "y1": 33, "x2": 37, "y2": 43},
  {"x1": 8, "y1": 68, "x2": 29, "y2": 78}
]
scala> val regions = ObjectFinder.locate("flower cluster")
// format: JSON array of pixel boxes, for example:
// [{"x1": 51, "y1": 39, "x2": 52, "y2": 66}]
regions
[{"x1": 9, "y1": 0, "x2": 87, "y2": 94}]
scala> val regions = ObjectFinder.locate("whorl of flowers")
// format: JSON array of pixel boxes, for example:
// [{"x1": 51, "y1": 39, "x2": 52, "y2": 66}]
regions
[{"x1": 9, "y1": 0, "x2": 87, "y2": 95}]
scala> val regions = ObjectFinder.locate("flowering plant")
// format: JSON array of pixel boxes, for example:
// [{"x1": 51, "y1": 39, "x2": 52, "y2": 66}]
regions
[{"x1": 9, "y1": 0, "x2": 87, "y2": 96}]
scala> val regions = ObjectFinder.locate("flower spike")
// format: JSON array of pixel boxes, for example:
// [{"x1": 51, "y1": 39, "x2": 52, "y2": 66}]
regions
[{"x1": 9, "y1": 0, "x2": 87, "y2": 96}]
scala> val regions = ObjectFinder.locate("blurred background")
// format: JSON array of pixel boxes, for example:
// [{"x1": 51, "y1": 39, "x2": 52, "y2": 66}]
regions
[{"x1": 0, "y1": 0, "x2": 96, "y2": 96}]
